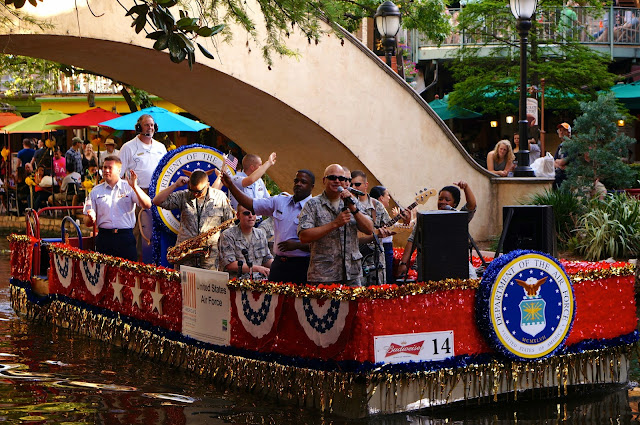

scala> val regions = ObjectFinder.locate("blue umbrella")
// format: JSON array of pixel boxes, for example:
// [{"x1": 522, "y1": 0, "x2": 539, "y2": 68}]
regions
[{"x1": 99, "y1": 106, "x2": 210, "y2": 132}]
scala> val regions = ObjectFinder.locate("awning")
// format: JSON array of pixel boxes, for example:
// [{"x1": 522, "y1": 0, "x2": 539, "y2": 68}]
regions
[{"x1": 428, "y1": 95, "x2": 482, "y2": 120}]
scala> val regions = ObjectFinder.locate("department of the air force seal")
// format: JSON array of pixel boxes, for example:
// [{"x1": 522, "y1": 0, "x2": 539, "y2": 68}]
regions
[
  {"x1": 149, "y1": 144, "x2": 231, "y2": 234},
  {"x1": 476, "y1": 250, "x2": 575, "y2": 360}
]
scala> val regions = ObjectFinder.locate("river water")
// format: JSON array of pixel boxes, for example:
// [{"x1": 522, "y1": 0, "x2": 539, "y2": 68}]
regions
[{"x1": 1, "y1": 238, "x2": 639, "y2": 424}]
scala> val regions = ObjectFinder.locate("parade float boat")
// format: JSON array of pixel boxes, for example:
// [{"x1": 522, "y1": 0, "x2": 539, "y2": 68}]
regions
[
  {"x1": 8, "y1": 220, "x2": 639, "y2": 418},
  {"x1": 8, "y1": 146, "x2": 639, "y2": 418}
]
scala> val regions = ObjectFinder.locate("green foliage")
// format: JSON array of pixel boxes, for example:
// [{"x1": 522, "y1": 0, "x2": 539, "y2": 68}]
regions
[
  {"x1": 573, "y1": 193, "x2": 640, "y2": 260},
  {"x1": 524, "y1": 188, "x2": 585, "y2": 248},
  {"x1": 6, "y1": 0, "x2": 451, "y2": 67},
  {"x1": 562, "y1": 93, "x2": 636, "y2": 194},
  {"x1": 263, "y1": 174, "x2": 281, "y2": 196},
  {"x1": 448, "y1": 1, "x2": 615, "y2": 115},
  {"x1": 0, "y1": 55, "x2": 60, "y2": 96},
  {"x1": 630, "y1": 163, "x2": 640, "y2": 189}
]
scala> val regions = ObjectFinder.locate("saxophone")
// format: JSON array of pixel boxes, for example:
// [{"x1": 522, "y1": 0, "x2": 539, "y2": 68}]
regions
[{"x1": 166, "y1": 216, "x2": 236, "y2": 264}]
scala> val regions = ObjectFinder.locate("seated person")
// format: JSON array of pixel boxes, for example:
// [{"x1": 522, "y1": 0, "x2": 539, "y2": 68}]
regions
[
  {"x1": 218, "y1": 205, "x2": 273, "y2": 280},
  {"x1": 486, "y1": 140, "x2": 515, "y2": 177},
  {"x1": 397, "y1": 181, "x2": 477, "y2": 279},
  {"x1": 49, "y1": 162, "x2": 81, "y2": 206},
  {"x1": 33, "y1": 165, "x2": 53, "y2": 211}
]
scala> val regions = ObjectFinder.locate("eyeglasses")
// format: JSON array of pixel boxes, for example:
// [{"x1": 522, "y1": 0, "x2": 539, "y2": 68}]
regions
[
  {"x1": 241, "y1": 210, "x2": 255, "y2": 216},
  {"x1": 189, "y1": 186, "x2": 206, "y2": 195},
  {"x1": 324, "y1": 175, "x2": 347, "y2": 182},
  {"x1": 351, "y1": 182, "x2": 363, "y2": 187}
]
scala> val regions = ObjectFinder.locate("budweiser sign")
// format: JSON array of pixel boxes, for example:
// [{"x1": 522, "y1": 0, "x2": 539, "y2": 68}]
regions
[
  {"x1": 385, "y1": 341, "x2": 424, "y2": 357},
  {"x1": 374, "y1": 331, "x2": 454, "y2": 365}
]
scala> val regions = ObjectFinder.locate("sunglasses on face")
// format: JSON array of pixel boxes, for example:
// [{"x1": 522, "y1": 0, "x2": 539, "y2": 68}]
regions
[
  {"x1": 189, "y1": 187, "x2": 206, "y2": 195},
  {"x1": 351, "y1": 182, "x2": 363, "y2": 187},
  {"x1": 324, "y1": 175, "x2": 347, "y2": 182},
  {"x1": 241, "y1": 210, "x2": 255, "y2": 216}
]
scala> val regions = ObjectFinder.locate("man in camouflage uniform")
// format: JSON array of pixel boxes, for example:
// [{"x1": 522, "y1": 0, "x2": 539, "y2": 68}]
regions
[
  {"x1": 298, "y1": 164, "x2": 374, "y2": 286},
  {"x1": 153, "y1": 170, "x2": 235, "y2": 269},
  {"x1": 351, "y1": 170, "x2": 393, "y2": 285},
  {"x1": 218, "y1": 205, "x2": 273, "y2": 280}
]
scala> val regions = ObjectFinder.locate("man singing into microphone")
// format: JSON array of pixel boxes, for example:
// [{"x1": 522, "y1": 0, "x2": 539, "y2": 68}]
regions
[
  {"x1": 298, "y1": 164, "x2": 373, "y2": 286},
  {"x1": 218, "y1": 205, "x2": 273, "y2": 280},
  {"x1": 118, "y1": 114, "x2": 167, "y2": 262}
]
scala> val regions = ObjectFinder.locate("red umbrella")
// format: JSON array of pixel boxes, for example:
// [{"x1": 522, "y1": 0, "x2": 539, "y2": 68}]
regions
[
  {"x1": 0, "y1": 112, "x2": 24, "y2": 129},
  {"x1": 47, "y1": 107, "x2": 121, "y2": 127}
]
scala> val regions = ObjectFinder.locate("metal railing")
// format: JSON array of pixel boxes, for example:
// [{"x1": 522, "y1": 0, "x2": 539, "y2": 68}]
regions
[{"x1": 416, "y1": 6, "x2": 640, "y2": 57}]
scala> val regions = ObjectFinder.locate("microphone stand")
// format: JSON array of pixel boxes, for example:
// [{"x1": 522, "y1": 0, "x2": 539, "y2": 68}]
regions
[{"x1": 372, "y1": 230, "x2": 381, "y2": 285}]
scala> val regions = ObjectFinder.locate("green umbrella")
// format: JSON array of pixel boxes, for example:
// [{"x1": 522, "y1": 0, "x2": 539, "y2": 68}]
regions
[
  {"x1": 2, "y1": 109, "x2": 70, "y2": 133},
  {"x1": 609, "y1": 81, "x2": 640, "y2": 110},
  {"x1": 428, "y1": 95, "x2": 482, "y2": 120}
]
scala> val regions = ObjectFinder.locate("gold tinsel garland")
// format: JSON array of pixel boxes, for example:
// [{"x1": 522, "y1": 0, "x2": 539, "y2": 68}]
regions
[
  {"x1": 45, "y1": 243, "x2": 180, "y2": 281},
  {"x1": 227, "y1": 263, "x2": 635, "y2": 300},
  {"x1": 10, "y1": 284, "x2": 634, "y2": 415}
]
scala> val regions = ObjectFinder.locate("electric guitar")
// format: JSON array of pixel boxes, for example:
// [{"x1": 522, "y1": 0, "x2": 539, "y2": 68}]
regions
[{"x1": 383, "y1": 188, "x2": 436, "y2": 234}]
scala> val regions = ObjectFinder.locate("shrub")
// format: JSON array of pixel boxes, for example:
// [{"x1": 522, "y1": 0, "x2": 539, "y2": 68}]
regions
[
  {"x1": 573, "y1": 193, "x2": 640, "y2": 260},
  {"x1": 525, "y1": 188, "x2": 585, "y2": 248}
]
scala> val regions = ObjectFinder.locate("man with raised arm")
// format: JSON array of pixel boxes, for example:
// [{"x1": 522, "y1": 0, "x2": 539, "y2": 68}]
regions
[
  {"x1": 221, "y1": 169, "x2": 314, "y2": 283},
  {"x1": 297, "y1": 164, "x2": 373, "y2": 286},
  {"x1": 153, "y1": 170, "x2": 234, "y2": 269},
  {"x1": 83, "y1": 156, "x2": 151, "y2": 262}
]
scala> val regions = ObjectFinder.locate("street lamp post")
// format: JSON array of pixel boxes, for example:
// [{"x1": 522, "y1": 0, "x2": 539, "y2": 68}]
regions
[
  {"x1": 375, "y1": 1, "x2": 401, "y2": 68},
  {"x1": 510, "y1": 0, "x2": 537, "y2": 177}
]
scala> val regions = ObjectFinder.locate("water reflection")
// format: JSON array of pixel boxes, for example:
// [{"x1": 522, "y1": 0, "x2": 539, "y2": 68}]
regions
[{"x1": 0, "y1": 239, "x2": 637, "y2": 424}]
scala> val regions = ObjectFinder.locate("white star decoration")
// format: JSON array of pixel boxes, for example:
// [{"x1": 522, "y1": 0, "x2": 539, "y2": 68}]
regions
[
  {"x1": 150, "y1": 280, "x2": 164, "y2": 315},
  {"x1": 111, "y1": 273, "x2": 124, "y2": 303},
  {"x1": 131, "y1": 276, "x2": 144, "y2": 308}
]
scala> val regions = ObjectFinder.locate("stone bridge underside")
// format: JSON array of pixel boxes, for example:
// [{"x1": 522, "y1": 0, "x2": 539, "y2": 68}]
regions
[{"x1": 0, "y1": 0, "x2": 552, "y2": 240}]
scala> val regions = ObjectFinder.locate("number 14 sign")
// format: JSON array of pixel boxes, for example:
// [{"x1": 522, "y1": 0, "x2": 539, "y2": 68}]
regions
[{"x1": 374, "y1": 331, "x2": 455, "y2": 365}]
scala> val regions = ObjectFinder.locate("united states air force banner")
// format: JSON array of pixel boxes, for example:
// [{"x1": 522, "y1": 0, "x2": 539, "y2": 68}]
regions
[{"x1": 180, "y1": 266, "x2": 230, "y2": 346}]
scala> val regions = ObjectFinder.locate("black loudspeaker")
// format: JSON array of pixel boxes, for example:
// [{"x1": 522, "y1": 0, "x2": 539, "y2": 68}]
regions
[
  {"x1": 415, "y1": 210, "x2": 469, "y2": 282},
  {"x1": 502, "y1": 205, "x2": 556, "y2": 257},
  {"x1": 135, "y1": 121, "x2": 159, "y2": 133}
]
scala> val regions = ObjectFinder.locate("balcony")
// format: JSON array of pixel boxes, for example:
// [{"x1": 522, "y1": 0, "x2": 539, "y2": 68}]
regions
[{"x1": 415, "y1": 6, "x2": 640, "y2": 61}]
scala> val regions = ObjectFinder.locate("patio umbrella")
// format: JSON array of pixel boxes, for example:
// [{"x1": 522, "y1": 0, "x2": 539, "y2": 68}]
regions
[
  {"x1": 47, "y1": 107, "x2": 121, "y2": 128},
  {"x1": 609, "y1": 81, "x2": 640, "y2": 110},
  {"x1": 428, "y1": 95, "x2": 482, "y2": 120},
  {"x1": 99, "y1": 106, "x2": 210, "y2": 132},
  {"x1": 2, "y1": 109, "x2": 69, "y2": 133},
  {"x1": 0, "y1": 112, "x2": 24, "y2": 129}
]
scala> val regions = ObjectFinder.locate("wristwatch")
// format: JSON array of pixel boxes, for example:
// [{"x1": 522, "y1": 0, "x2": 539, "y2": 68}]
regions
[{"x1": 351, "y1": 208, "x2": 359, "y2": 215}]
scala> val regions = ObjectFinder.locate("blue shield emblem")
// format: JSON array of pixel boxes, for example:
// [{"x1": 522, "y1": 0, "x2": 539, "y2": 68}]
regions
[{"x1": 519, "y1": 297, "x2": 546, "y2": 337}]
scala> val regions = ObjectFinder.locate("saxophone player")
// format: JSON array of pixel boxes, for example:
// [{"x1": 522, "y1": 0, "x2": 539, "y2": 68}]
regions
[{"x1": 153, "y1": 170, "x2": 234, "y2": 269}]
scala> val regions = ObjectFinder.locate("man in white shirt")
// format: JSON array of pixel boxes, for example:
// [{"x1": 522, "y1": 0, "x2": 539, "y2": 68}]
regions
[
  {"x1": 118, "y1": 114, "x2": 167, "y2": 261},
  {"x1": 84, "y1": 156, "x2": 152, "y2": 262}
]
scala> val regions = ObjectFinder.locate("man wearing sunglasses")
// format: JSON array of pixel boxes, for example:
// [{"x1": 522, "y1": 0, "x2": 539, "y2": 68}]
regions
[
  {"x1": 220, "y1": 169, "x2": 314, "y2": 284},
  {"x1": 153, "y1": 169, "x2": 234, "y2": 269},
  {"x1": 298, "y1": 164, "x2": 373, "y2": 286}
]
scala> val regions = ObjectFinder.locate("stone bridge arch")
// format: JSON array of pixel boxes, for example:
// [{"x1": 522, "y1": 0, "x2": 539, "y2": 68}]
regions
[{"x1": 0, "y1": 0, "x2": 551, "y2": 240}]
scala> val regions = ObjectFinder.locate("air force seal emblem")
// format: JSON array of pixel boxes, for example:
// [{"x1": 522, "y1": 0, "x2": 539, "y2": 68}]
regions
[{"x1": 477, "y1": 250, "x2": 575, "y2": 360}]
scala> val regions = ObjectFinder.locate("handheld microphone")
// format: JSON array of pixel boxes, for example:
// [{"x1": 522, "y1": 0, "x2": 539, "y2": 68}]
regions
[
  {"x1": 336, "y1": 186, "x2": 354, "y2": 208},
  {"x1": 241, "y1": 248, "x2": 253, "y2": 278},
  {"x1": 442, "y1": 205, "x2": 456, "y2": 211},
  {"x1": 237, "y1": 260, "x2": 243, "y2": 275},
  {"x1": 347, "y1": 187, "x2": 365, "y2": 197}
]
